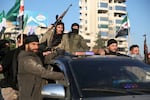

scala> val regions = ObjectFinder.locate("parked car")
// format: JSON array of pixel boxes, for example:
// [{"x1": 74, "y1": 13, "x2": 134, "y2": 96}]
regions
[{"x1": 42, "y1": 54, "x2": 150, "y2": 100}]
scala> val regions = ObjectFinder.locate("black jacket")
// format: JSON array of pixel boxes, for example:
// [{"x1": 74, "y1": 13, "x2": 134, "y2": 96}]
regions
[
  {"x1": 0, "y1": 46, "x2": 25, "y2": 90},
  {"x1": 104, "y1": 49, "x2": 129, "y2": 57}
]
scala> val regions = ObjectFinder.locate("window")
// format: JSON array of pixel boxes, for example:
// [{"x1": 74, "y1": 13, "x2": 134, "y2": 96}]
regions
[
  {"x1": 116, "y1": 19, "x2": 122, "y2": 24},
  {"x1": 118, "y1": 47, "x2": 125, "y2": 51},
  {"x1": 101, "y1": 32, "x2": 108, "y2": 36},
  {"x1": 98, "y1": 2, "x2": 108, "y2": 8},
  {"x1": 109, "y1": 6, "x2": 112, "y2": 10},
  {"x1": 85, "y1": 39, "x2": 90, "y2": 43},
  {"x1": 85, "y1": 27, "x2": 87, "y2": 31},
  {"x1": 116, "y1": 26, "x2": 120, "y2": 31},
  {"x1": 100, "y1": 17, "x2": 108, "y2": 21},
  {"x1": 85, "y1": 20, "x2": 87, "y2": 24},
  {"x1": 115, "y1": 6, "x2": 126, "y2": 11},
  {"x1": 101, "y1": 24, "x2": 108, "y2": 28},
  {"x1": 85, "y1": 6, "x2": 87, "y2": 10},
  {"x1": 109, "y1": 20, "x2": 113, "y2": 24},
  {"x1": 98, "y1": 24, "x2": 108, "y2": 28},
  {"x1": 100, "y1": 3, "x2": 108, "y2": 8},
  {"x1": 109, "y1": 27, "x2": 113, "y2": 30}
]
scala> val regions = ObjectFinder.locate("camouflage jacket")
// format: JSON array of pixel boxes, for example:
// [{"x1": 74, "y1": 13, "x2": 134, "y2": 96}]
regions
[
  {"x1": 68, "y1": 33, "x2": 89, "y2": 53},
  {"x1": 40, "y1": 29, "x2": 70, "y2": 52}
]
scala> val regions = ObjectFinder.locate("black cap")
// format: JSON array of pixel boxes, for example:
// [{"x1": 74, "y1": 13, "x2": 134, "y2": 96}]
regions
[
  {"x1": 71, "y1": 23, "x2": 79, "y2": 28},
  {"x1": 107, "y1": 39, "x2": 117, "y2": 46},
  {"x1": 25, "y1": 35, "x2": 39, "y2": 44}
]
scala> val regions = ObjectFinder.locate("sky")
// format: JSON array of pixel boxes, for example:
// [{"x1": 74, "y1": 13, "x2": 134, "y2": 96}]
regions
[{"x1": 1, "y1": 0, "x2": 150, "y2": 55}]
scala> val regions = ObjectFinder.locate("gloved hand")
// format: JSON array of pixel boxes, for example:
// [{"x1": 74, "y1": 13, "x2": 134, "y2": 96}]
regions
[{"x1": 55, "y1": 48, "x2": 65, "y2": 55}]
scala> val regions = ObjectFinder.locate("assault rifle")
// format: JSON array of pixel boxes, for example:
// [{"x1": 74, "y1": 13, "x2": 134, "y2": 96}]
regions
[{"x1": 47, "y1": 4, "x2": 72, "y2": 31}]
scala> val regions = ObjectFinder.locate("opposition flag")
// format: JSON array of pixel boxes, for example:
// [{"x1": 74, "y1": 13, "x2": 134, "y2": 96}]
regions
[
  {"x1": 0, "y1": 10, "x2": 6, "y2": 37},
  {"x1": 23, "y1": 14, "x2": 28, "y2": 30},
  {"x1": 6, "y1": 0, "x2": 20, "y2": 21},
  {"x1": 18, "y1": 0, "x2": 24, "y2": 30},
  {"x1": 115, "y1": 16, "x2": 130, "y2": 38}
]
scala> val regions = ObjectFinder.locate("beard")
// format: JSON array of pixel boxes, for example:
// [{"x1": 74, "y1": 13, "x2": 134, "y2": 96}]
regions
[
  {"x1": 72, "y1": 29, "x2": 79, "y2": 34},
  {"x1": 27, "y1": 45, "x2": 39, "y2": 53},
  {"x1": 28, "y1": 48, "x2": 39, "y2": 53}
]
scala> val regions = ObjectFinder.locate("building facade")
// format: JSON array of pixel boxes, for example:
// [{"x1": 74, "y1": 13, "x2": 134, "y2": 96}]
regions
[{"x1": 79, "y1": 0, "x2": 128, "y2": 54}]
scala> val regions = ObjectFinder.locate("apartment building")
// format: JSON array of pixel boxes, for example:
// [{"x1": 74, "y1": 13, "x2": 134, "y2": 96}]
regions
[{"x1": 79, "y1": 0, "x2": 128, "y2": 54}]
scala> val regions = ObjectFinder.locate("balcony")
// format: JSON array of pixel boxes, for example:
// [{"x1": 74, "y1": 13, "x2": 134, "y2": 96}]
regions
[
  {"x1": 97, "y1": 2, "x2": 109, "y2": 13},
  {"x1": 109, "y1": 0, "x2": 126, "y2": 3},
  {"x1": 114, "y1": 0, "x2": 126, "y2": 3},
  {"x1": 114, "y1": 11, "x2": 126, "y2": 16},
  {"x1": 98, "y1": 9, "x2": 108, "y2": 13}
]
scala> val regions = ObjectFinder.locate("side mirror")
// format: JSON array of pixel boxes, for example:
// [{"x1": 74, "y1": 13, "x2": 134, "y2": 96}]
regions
[{"x1": 41, "y1": 84, "x2": 65, "y2": 99}]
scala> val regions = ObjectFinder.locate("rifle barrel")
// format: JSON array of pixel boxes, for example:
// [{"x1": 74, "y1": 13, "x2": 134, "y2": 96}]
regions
[{"x1": 47, "y1": 4, "x2": 72, "y2": 31}]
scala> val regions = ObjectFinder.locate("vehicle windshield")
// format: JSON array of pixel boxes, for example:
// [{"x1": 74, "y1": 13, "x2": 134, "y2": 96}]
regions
[{"x1": 69, "y1": 58, "x2": 150, "y2": 97}]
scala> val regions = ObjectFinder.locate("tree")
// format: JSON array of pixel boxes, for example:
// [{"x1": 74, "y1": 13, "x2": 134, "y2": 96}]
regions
[{"x1": 93, "y1": 33, "x2": 105, "y2": 49}]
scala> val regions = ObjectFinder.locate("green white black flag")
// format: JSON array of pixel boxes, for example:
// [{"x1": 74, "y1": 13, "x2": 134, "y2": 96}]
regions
[
  {"x1": 0, "y1": 10, "x2": 6, "y2": 36},
  {"x1": 6, "y1": 0, "x2": 20, "y2": 21},
  {"x1": 115, "y1": 16, "x2": 130, "y2": 38}
]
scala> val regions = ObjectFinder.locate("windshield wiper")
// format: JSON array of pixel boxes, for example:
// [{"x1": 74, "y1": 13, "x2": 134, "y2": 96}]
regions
[
  {"x1": 126, "y1": 88, "x2": 150, "y2": 94},
  {"x1": 82, "y1": 88, "x2": 127, "y2": 94},
  {"x1": 82, "y1": 88, "x2": 150, "y2": 95}
]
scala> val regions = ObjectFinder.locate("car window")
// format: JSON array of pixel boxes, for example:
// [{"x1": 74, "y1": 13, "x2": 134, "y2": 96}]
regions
[{"x1": 69, "y1": 59, "x2": 150, "y2": 89}]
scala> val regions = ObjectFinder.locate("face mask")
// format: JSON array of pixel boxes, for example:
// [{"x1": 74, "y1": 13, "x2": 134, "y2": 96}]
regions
[{"x1": 72, "y1": 29, "x2": 79, "y2": 34}]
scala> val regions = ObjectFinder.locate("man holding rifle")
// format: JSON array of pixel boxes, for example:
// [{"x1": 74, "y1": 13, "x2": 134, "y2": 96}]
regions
[
  {"x1": 40, "y1": 21, "x2": 69, "y2": 52},
  {"x1": 39, "y1": 4, "x2": 72, "y2": 53}
]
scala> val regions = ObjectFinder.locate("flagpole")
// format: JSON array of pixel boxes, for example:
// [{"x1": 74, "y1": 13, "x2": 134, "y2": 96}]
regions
[
  {"x1": 127, "y1": 26, "x2": 131, "y2": 51},
  {"x1": 143, "y1": 34, "x2": 148, "y2": 63},
  {"x1": 19, "y1": 0, "x2": 24, "y2": 46},
  {"x1": 127, "y1": 14, "x2": 131, "y2": 54}
]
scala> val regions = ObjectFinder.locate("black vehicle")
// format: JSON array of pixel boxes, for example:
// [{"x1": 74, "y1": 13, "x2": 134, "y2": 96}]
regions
[{"x1": 42, "y1": 54, "x2": 150, "y2": 100}]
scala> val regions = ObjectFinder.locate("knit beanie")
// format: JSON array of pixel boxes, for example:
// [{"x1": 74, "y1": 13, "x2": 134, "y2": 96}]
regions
[
  {"x1": 107, "y1": 39, "x2": 117, "y2": 46},
  {"x1": 25, "y1": 35, "x2": 39, "y2": 44}
]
